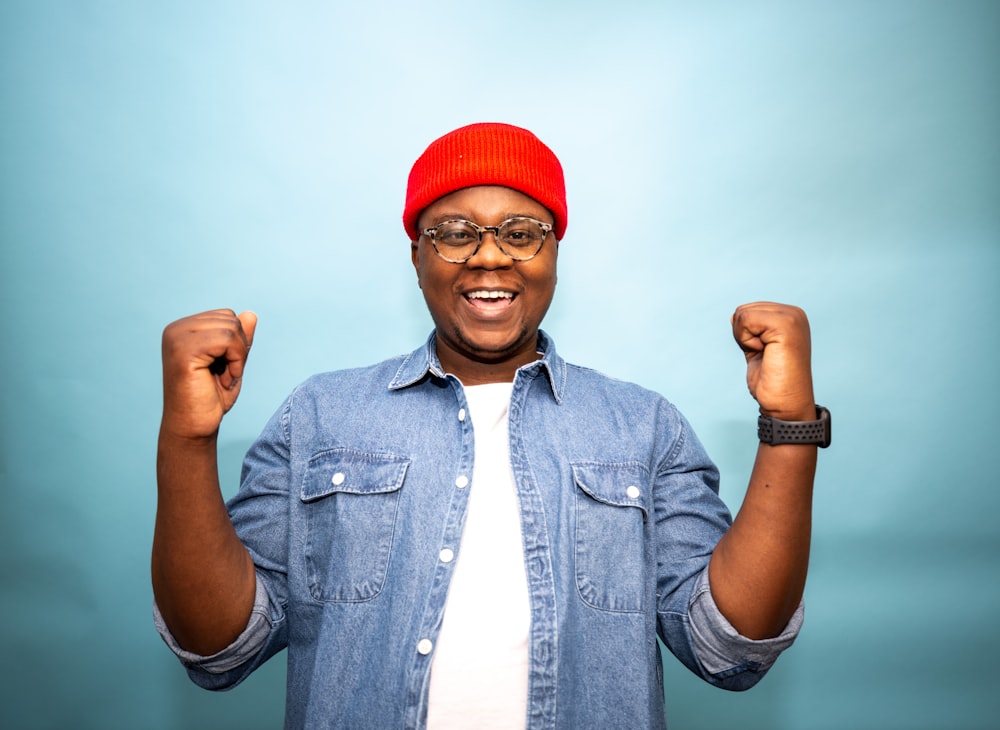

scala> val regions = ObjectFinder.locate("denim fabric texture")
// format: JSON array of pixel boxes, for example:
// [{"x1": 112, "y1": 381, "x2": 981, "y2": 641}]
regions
[{"x1": 155, "y1": 331, "x2": 802, "y2": 729}]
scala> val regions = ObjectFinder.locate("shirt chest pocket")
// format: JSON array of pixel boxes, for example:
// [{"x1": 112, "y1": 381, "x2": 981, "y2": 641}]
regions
[
  {"x1": 571, "y1": 462, "x2": 649, "y2": 613},
  {"x1": 300, "y1": 449, "x2": 409, "y2": 602}
]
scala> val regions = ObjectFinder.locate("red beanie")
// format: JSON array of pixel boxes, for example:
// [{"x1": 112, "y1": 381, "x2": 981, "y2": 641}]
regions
[{"x1": 403, "y1": 123, "x2": 567, "y2": 241}]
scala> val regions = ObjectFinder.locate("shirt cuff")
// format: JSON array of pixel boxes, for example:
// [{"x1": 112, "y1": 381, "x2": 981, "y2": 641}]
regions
[
  {"x1": 688, "y1": 568, "x2": 804, "y2": 676},
  {"x1": 152, "y1": 575, "x2": 273, "y2": 675}
]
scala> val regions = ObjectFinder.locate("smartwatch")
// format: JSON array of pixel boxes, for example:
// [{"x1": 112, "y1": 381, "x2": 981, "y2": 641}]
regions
[{"x1": 757, "y1": 405, "x2": 831, "y2": 448}]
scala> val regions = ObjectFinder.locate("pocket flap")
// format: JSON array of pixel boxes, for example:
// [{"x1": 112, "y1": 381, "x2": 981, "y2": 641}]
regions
[
  {"x1": 301, "y1": 448, "x2": 409, "y2": 503},
  {"x1": 571, "y1": 461, "x2": 649, "y2": 517}
]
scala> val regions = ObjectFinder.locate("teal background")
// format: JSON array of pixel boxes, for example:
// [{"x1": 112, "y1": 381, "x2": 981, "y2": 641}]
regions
[{"x1": 1, "y1": 1, "x2": 997, "y2": 728}]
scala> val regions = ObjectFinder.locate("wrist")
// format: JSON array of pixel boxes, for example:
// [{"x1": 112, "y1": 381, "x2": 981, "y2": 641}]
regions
[
  {"x1": 757, "y1": 405, "x2": 831, "y2": 448},
  {"x1": 158, "y1": 422, "x2": 220, "y2": 451},
  {"x1": 760, "y1": 407, "x2": 816, "y2": 422}
]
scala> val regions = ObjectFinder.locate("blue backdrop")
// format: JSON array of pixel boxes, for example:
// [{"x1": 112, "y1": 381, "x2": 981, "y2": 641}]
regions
[{"x1": 1, "y1": 2, "x2": 997, "y2": 728}]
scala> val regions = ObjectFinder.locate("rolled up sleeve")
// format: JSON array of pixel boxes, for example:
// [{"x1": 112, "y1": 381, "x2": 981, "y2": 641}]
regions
[
  {"x1": 153, "y1": 574, "x2": 274, "y2": 676},
  {"x1": 688, "y1": 568, "x2": 803, "y2": 688}
]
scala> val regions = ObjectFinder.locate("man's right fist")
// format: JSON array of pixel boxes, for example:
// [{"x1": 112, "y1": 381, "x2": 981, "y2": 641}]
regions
[{"x1": 160, "y1": 309, "x2": 257, "y2": 440}]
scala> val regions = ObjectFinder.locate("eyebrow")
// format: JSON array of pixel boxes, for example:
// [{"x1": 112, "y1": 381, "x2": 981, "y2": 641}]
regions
[{"x1": 424, "y1": 212, "x2": 551, "y2": 227}]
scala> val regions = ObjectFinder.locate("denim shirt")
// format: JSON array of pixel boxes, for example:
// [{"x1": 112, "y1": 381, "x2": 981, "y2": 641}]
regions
[{"x1": 155, "y1": 331, "x2": 802, "y2": 729}]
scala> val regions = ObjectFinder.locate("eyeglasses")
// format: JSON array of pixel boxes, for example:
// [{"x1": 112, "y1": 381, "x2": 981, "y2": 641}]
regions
[{"x1": 420, "y1": 217, "x2": 553, "y2": 263}]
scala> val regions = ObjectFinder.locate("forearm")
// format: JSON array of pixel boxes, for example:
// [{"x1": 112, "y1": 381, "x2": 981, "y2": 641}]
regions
[
  {"x1": 708, "y1": 442, "x2": 816, "y2": 640},
  {"x1": 151, "y1": 429, "x2": 256, "y2": 655}
]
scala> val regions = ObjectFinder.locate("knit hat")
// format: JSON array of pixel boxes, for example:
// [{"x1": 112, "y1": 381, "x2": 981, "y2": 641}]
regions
[{"x1": 403, "y1": 123, "x2": 567, "y2": 241}]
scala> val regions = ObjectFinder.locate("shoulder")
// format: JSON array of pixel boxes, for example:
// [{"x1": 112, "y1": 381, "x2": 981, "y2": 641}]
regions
[
  {"x1": 535, "y1": 359, "x2": 710, "y2": 472},
  {"x1": 546, "y1": 360, "x2": 691, "y2": 442},
  {"x1": 289, "y1": 354, "x2": 410, "y2": 405},
  {"x1": 563, "y1": 360, "x2": 675, "y2": 411}
]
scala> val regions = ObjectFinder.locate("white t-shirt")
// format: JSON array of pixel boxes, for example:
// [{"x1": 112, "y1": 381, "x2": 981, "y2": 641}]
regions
[{"x1": 426, "y1": 382, "x2": 530, "y2": 729}]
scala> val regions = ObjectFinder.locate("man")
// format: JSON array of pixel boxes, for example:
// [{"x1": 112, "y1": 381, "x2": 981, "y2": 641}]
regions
[{"x1": 153, "y1": 123, "x2": 828, "y2": 729}]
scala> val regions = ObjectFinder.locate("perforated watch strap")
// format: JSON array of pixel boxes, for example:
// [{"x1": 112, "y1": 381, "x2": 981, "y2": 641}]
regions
[{"x1": 757, "y1": 406, "x2": 831, "y2": 448}]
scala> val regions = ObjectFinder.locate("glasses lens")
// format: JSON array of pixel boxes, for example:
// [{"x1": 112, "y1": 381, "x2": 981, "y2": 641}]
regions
[
  {"x1": 498, "y1": 218, "x2": 546, "y2": 259},
  {"x1": 432, "y1": 221, "x2": 479, "y2": 261}
]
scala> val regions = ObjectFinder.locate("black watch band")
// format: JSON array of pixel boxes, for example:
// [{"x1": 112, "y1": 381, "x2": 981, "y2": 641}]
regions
[{"x1": 757, "y1": 405, "x2": 831, "y2": 448}]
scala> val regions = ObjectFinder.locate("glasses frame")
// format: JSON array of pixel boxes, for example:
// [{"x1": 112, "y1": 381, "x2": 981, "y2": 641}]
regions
[{"x1": 419, "y1": 217, "x2": 554, "y2": 263}]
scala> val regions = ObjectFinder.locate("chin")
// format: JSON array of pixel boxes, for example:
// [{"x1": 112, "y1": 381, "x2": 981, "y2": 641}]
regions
[{"x1": 454, "y1": 327, "x2": 533, "y2": 362}]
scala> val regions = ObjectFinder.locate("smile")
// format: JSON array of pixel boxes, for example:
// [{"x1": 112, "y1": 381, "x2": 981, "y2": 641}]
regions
[
  {"x1": 465, "y1": 290, "x2": 515, "y2": 301},
  {"x1": 463, "y1": 290, "x2": 517, "y2": 314}
]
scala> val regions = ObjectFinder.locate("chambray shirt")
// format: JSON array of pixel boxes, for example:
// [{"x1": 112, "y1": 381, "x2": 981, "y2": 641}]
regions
[{"x1": 155, "y1": 331, "x2": 802, "y2": 729}]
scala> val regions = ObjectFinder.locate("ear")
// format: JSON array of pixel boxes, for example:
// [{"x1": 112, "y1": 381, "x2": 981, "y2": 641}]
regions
[{"x1": 411, "y1": 240, "x2": 423, "y2": 289}]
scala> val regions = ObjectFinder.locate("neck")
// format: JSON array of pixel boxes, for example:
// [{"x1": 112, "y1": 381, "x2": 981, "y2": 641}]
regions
[{"x1": 435, "y1": 336, "x2": 542, "y2": 385}]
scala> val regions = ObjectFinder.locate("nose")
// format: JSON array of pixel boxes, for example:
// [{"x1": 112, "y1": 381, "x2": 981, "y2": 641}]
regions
[{"x1": 467, "y1": 230, "x2": 513, "y2": 268}]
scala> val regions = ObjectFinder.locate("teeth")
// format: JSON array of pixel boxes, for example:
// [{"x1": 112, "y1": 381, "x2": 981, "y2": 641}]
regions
[{"x1": 467, "y1": 290, "x2": 513, "y2": 299}]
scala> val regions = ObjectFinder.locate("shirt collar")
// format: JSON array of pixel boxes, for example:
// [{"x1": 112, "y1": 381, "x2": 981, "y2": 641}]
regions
[{"x1": 388, "y1": 330, "x2": 565, "y2": 404}]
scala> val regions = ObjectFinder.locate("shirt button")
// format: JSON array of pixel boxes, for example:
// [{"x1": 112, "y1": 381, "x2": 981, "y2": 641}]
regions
[
  {"x1": 439, "y1": 548, "x2": 455, "y2": 563},
  {"x1": 417, "y1": 639, "x2": 434, "y2": 655},
  {"x1": 458, "y1": 408, "x2": 467, "y2": 422},
  {"x1": 626, "y1": 485, "x2": 640, "y2": 499},
  {"x1": 331, "y1": 472, "x2": 346, "y2": 486},
  {"x1": 455, "y1": 475, "x2": 469, "y2": 489}
]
